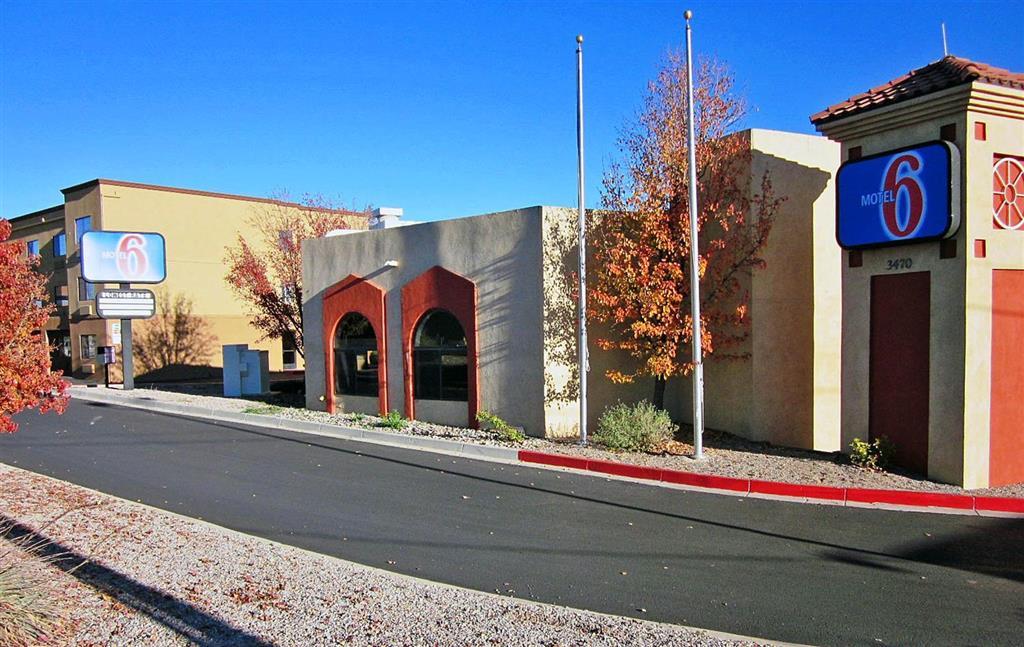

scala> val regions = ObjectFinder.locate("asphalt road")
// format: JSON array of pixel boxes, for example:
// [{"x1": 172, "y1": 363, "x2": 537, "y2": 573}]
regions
[{"x1": 3, "y1": 400, "x2": 1022, "y2": 646}]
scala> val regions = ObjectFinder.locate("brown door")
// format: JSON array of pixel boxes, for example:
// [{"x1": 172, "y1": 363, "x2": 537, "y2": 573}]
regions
[{"x1": 870, "y1": 272, "x2": 930, "y2": 476}]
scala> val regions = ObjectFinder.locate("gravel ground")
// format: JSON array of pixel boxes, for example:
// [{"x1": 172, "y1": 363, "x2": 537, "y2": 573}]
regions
[
  {"x1": 0, "y1": 463, "x2": 762, "y2": 646},
  {"x1": 75, "y1": 383, "x2": 1024, "y2": 498}
]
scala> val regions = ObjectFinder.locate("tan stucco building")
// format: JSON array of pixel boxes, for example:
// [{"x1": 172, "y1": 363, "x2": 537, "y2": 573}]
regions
[
  {"x1": 7, "y1": 179, "x2": 362, "y2": 380},
  {"x1": 302, "y1": 128, "x2": 843, "y2": 451},
  {"x1": 812, "y1": 56, "x2": 1024, "y2": 488}
]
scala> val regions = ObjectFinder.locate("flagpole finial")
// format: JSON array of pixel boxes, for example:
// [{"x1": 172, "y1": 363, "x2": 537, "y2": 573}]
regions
[
  {"x1": 684, "y1": 9, "x2": 693, "y2": 20},
  {"x1": 577, "y1": 34, "x2": 583, "y2": 44}
]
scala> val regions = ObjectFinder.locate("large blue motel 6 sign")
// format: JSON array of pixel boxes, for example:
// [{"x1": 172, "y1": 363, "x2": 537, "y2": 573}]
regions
[
  {"x1": 80, "y1": 231, "x2": 167, "y2": 284},
  {"x1": 836, "y1": 141, "x2": 961, "y2": 249}
]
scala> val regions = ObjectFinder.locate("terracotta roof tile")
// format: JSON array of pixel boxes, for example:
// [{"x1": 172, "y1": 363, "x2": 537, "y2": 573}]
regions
[{"x1": 811, "y1": 56, "x2": 1024, "y2": 125}]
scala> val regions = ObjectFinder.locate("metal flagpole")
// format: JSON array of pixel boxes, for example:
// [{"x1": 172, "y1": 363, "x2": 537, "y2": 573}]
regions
[
  {"x1": 684, "y1": 10, "x2": 705, "y2": 459},
  {"x1": 576, "y1": 34, "x2": 589, "y2": 446}
]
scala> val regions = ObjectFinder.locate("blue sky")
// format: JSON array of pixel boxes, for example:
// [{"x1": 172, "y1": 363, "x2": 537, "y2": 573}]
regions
[{"x1": 2, "y1": 1, "x2": 1021, "y2": 221}]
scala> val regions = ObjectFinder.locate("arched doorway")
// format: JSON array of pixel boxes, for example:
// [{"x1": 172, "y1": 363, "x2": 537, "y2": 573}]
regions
[
  {"x1": 413, "y1": 309, "x2": 468, "y2": 402},
  {"x1": 334, "y1": 312, "x2": 380, "y2": 400}
]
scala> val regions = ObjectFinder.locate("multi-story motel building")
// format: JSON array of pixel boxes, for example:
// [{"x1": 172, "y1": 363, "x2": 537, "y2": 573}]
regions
[{"x1": 6, "y1": 179, "x2": 364, "y2": 380}]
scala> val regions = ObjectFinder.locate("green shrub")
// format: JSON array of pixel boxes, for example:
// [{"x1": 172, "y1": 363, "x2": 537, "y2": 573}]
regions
[
  {"x1": 849, "y1": 436, "x2": 896, "y2": 470},
  {"x1": 377, "y1": 410, "x2": 409, "y2": 430},
  {"x1": 350, "y1": 412, "x2": 366, "y2": 424},
  {"x1": 595, "y1": 401, "x2": 676, "y2": 452},
  {"x1": 476, "y1": 410, "x2": 525, "y2": 443}
]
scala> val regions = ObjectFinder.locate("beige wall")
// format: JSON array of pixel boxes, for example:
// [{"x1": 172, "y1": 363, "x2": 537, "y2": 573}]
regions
[
  {"x1": 98, "y1": 183, "x2": 291, "y2": 372},
  {"x1": 818, "y1": 81, "x2": 1024, "y2": 487},
  {"x1": 643, "y1": 129, "x2": 841, "y2": 451},
  {"x1": 962, "y1": 86, "x2": 1024, "y2": 487}
]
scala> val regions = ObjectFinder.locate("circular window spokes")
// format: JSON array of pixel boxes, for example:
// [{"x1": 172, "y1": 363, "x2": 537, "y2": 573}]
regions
[
  {"x1": 413, "y1": 310, "x2": 468, "y2": 402},
  {"x1": 334, "y1": 313, "x2": 379, "y2": 397}
]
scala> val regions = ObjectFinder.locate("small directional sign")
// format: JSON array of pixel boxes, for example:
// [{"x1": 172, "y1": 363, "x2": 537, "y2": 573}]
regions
[{"x1": 95, "y1": 289, "x2": 156, "y2": 319}]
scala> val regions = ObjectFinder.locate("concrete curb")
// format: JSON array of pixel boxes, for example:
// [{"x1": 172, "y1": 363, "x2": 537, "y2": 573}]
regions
[
  {"x1": 71, "y1": 389, "x2": 1024, "y2": 518},
  {"x1": 517, "y1": 449, "x2": 1024, "y2": 517},
  {"x1": 71, "y1": 389, "x2": 521, "y2": 464}
]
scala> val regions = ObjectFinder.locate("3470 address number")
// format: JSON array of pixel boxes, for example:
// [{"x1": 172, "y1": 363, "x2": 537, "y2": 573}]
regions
[{"x1": 886, "y1": 258, "x2": 913, "y2": 271}]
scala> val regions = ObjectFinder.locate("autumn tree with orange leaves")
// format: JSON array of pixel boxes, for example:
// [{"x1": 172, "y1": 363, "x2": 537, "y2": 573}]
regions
[
  {"x1": 0, "y1": 219, "x2": 69, "y2": 432},
  {"x1": 591, "y1": 55, "x2": 784, "y2": 409},
  {"x1": 224, "y1": 195, "x2": 370, "y2": 359}
]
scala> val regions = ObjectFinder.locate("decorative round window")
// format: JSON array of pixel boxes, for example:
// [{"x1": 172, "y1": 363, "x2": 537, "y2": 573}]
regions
[{"x1": 993, "y1": 156, "x2": 1024, "y2": 230}]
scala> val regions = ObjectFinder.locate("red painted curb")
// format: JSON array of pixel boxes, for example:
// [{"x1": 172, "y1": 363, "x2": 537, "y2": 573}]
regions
[
  {"x1": 974, "y1": 496, "x2": 1024, "y2": 514},
  {"x1": 516, "y1": 449, "x2": 1024, "y2": 514},
  {"x1": 749, "y1": 479, "x2": 846, "y2": 501},
  {"x1": 586, "y1": 458, "x2": 663, "y2": 481},
  {"x1": 518, "y1": 450, "x2": 589, "y2": 471},
  {"x1": 661, "y1": 469, "x2": 749, "y2": 492},
  {"x1": 844, "y1": 488, "x2": 975, "y2": 510}
]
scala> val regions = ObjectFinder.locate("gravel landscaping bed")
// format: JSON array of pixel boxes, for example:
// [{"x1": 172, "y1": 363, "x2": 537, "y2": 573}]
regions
[
  {"x1": 74, "y1": 384, "x2": 1024, "y2": 499},
  {"x1": 0, "y1": 464, "x2": 760, "y2": 646}
]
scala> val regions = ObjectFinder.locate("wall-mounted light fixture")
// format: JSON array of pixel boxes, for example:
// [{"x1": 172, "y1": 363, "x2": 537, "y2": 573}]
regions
[{"x1": 384, "y1": 259, "x2": 400, "y2": 268}]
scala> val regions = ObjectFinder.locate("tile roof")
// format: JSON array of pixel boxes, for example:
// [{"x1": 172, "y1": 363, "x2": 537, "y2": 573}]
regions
[{"x1": 811, "y1": 56, "x2": 1024, "y2": 125}]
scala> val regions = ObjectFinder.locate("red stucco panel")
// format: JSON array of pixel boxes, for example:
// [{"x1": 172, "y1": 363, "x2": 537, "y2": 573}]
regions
[
  {"x1": 400, "y1": 266, "x2": 479, "y2": 427},
  {"x1": 322, "y1": 275, "x2": 388, "y2": 415}
]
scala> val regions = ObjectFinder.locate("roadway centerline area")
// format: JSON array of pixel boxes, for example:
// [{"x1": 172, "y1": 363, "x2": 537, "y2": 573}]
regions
[{"x1": 3, "y1": 399, "x2": 1022, "y2": 646}]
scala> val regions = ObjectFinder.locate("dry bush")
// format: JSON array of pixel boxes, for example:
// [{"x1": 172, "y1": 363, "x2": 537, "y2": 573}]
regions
[{"x1": 0, "y1": 524, "x2": 68, "y2": 646}]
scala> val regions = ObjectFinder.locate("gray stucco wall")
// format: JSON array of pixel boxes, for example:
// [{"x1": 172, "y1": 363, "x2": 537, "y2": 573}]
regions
[{"x1": 303, "y1": 207, "x2": 548, "y2": 435}]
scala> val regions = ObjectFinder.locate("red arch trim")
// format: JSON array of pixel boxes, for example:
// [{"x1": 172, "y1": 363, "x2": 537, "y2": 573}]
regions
[
  {"x1": 400, "y1": 266, "x2": 479, "y2": 427},
  {"x1": 322, "y1": 275, "x2": 388, "y2": 415}
]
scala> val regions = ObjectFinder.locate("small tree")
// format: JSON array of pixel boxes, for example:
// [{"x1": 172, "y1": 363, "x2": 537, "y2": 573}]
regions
[
  {"x1": 223, "y1": 194, "x2": 369, "y2": 359},
  {"x1": 0, "y1": 219, "x2": 69, "y2": 432},
  {"x1": 133, "y1": 289, "x2": 217, "y2": 373},
  {"x1": 591, "y1": 55, "x2": 784, "y2": 409}
]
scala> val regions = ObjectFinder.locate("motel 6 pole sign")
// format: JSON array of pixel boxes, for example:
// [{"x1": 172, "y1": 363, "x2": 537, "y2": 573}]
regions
[
  {"x1": 836, "y1": 141, "x2": 961, "y2": 249},
  {"x1": 80, "y1": 231, "x2": 167, "y2": 390}
]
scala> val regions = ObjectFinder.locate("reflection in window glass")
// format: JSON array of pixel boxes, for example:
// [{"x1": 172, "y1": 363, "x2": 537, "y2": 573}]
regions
[
  {"x1": 53, "y1": 233, "x2": 66, "y2": 257},
  {"x1": 413, "y1": 309, "x2": 467, "y2": 402},
  {"x1": 78, "y1": 277, "x2": 95, "y2": 301},
  {"x1": 80, "y1": 334, "x2": 97, "y2": 360},
  {"x1": 333, "y1": 313, "x2": 378, "y2": 397},
  {"x1": 27, "y1": 240, "x2": 39, "y2": 256},
  {"x1": 75, "y1": 216, "x2": 92, "y2": 247}
]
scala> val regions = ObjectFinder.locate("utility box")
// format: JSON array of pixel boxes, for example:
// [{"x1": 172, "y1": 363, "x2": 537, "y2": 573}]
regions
[{"x1": 223, "y1": 344, "x2": 270, "y2": 397}]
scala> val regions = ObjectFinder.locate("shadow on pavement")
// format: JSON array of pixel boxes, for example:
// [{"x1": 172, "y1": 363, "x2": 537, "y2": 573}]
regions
[{"x1": 0, "y1": 514, "x2": 274, "y2": 647}]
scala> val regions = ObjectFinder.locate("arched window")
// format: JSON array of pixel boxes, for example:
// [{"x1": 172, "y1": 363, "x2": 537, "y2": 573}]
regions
[
  {"x1": 334, "y1": 313, "x2": 379, "y2": 397},
  {"x1": 413, "y1": 309, "x2": 468, "y2": 401}
]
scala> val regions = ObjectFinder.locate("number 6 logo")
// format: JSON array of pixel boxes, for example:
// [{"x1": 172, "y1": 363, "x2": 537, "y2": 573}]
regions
[
  {"x1": 882, "y1": 153, "x2": 925, "y2": 238},
  {"x1": 116, "y1": 234, "x2": 149, "y2": 279}
]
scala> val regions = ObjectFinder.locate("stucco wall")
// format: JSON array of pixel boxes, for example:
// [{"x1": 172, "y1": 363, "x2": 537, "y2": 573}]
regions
[
  {"x1": 963, "y1": 87, "x2": 1024, "y2": 487},
  {"x1": 303, "y1": 208, "x2": 548, "y2": 435},
  {"x1": 673, "y1": 130, "x2": 841, "y2": 450},
  {"x1": 815, "y1": 81, "x2": 1024, "y2": 487},
  {"x1": 99, "y1": 184, "x2": 296, "y2": 372}
]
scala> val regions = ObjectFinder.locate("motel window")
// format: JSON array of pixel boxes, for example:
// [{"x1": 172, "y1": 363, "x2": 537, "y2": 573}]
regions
[
  {"x1": 78, "y1": 277, "x2": 96, "y2": 301},
  {"x1": 54, "y1": 285, "x2": 69, "y2": 308},
  {"x1": 413, "y1": 309, "x2": 467, "y2": 402},
  {"x1": 53, "y1": 233, "x2": 66, "y2": 257},
  {"x1": 27, "y1": 239, "x2": 39, "y2": 257},
  {"x1": 282, "y1": 331, "x2": 298, "y2": 370},
  {"x1": 75, "y1": 216, "x2": 92, "y2": 247},
  {"x1": 80, "y1": 334, "x2": 97, "y2": 360},
  {"x1": 333, "y1": 313, "x2": 378, "y2": 397}
]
